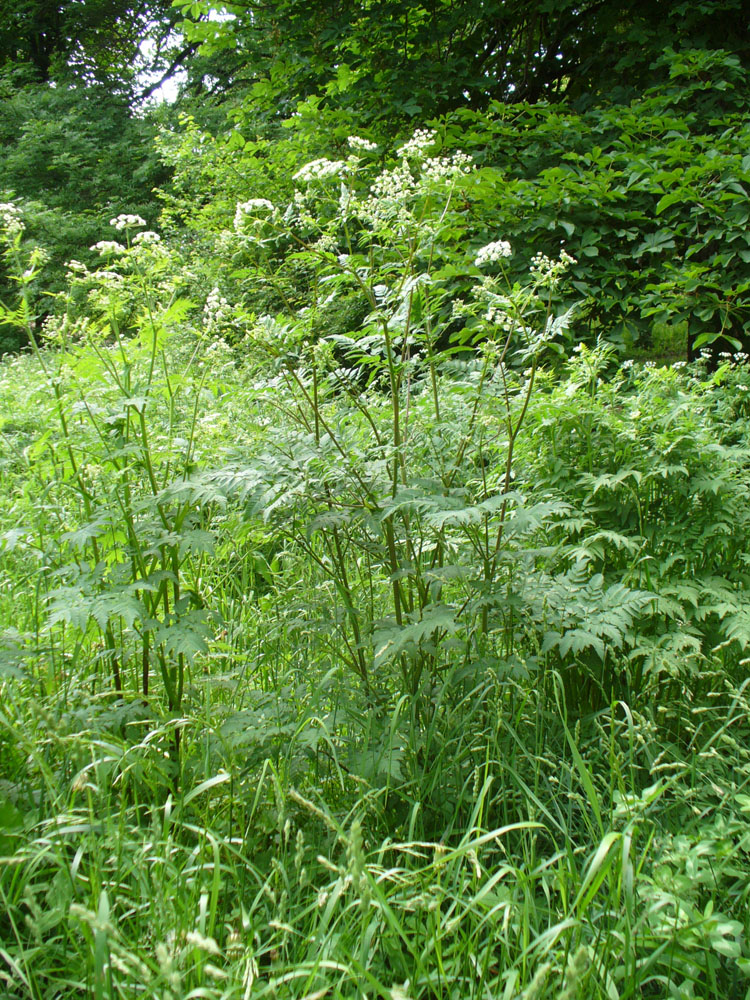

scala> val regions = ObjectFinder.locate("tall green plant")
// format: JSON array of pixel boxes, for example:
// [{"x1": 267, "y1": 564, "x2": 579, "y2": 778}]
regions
[
  {"x1": 0, "y1": 205, "x2": 217, "y2": 762},
  {"x1": 210, "y1": 130, "x2": 577, "y2": 704}
]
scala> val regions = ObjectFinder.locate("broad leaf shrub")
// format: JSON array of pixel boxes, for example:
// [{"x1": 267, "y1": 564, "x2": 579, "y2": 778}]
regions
[
  {"x1": 449, "y1": 48, "x2": 750, "y2": 357},
  {"x1": 156, "y1": 48, "x2": 750, "y2": 362}
]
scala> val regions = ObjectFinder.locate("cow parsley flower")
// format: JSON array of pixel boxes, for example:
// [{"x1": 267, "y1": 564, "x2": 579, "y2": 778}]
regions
[
  {"x1": 132, "y1": 230, "x2": 161, "y2": 245},
  {"x1": 474, "y1": 241, "x2": 512, "y2": 267},
  {"x1": 204, "y1": 287, "x2": 230, "y2": 327},
  {"x1": 109, "y1": 214, "x2": 146, "y2": 231},
  {"x1": 0, "y1": 202, "x2": 24, "y2": 237},
  {"x1": 234, "y1": 199, "x2": 275, "y2": 232},
  {"x1": 347, "y1": 135, "x2": 378, "y2": 152},
  {"x1": 65, "y1": 259, "x2": 89, "y2": 279},
  {"x1": 423, "y1": 151, "x2": 474, "y2": 182},
  {"x1": 397, "y1": 128, "x2": 436, "y2": 159},
  {"x1": 370, "y1": 161, "x2": 416, "y2": 201},
  {"x1": 294, "y1": 158, "x2": 346, "y2": 184},
  {"x1": 91, "y1": 240, "x2": 126, "y2": 256},
  {"x1": 530, "y1": 249, "x2": 577, "y2": 287}
]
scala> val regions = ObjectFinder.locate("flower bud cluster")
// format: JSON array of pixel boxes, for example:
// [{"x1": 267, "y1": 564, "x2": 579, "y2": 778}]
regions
[
  {"x1": 474, "y1": 241, "x2": 512, "y2": 267},
  {"x1": 530, "y1": 249, "x2": 577, "y2": 287},
  {"x1": 109, "y1": 214, "x2": 146, "y2": 231}
]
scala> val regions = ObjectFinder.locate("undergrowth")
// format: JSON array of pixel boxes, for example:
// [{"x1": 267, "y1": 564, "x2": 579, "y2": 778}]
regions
[{"x1": 1, "y1": 135, "x2": 750, "y2": 999}]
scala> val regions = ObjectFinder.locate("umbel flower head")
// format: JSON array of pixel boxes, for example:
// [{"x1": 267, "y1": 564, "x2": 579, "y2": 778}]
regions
[
  {"x1": 109, "y1": 214, "x2": 146, "y2": 231},
  {"x1": 293, "y1": 159, "x2": 346, "y2": 184},
  {"x1": 91, "y1": 240, "x2": 126, "y2": 256},
  {"x1": 0, "y1": 202, "x2": 24, "y2": 237},
  {"x1": 234, "y1": 199, "x2": 275, "y2": 232},
  {"x1": 474, "y1": 241, "x2": 512, "y2": 267},
  {"x1": 347, "y1": 135, "x2": 378, "y2": 153},
  {"x1": 397, "y1": 128, "x2": 436, "y2": 159}
]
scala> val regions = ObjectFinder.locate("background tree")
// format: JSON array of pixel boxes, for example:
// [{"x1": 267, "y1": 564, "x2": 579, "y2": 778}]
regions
[
  {"x1": 175, "y1": 0, "x2": 750, "y2": 120},
  {"x1": 0, "y1": 0, "x2": 187, "y2": 350}
]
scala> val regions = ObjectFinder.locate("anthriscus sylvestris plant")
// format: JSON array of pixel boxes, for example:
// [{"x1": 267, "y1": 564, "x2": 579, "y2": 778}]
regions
[
  {"x1": 211, "y1": 128, "x2": 579, "y2": 704},
  {"x1": 0, "y1": 207, "x2": 219, "y2": 767}
]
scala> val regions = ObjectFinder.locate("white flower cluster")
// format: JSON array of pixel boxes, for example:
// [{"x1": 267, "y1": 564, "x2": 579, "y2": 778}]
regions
[
  {"x1": 204, "y1": 287, "x2": 230, "y2": 327},
  {"x1": 234, "y1": 199, "x2": 275, "y2": 232},
  {"x1": 132, "y1": 230, "x2": 161, "y2": 245},
  {"x1": 347, "y1": 135, "x2": 378, "y2": 153},
  {"x1": 313, "y1": 232, "x2": 338, "y2": 253},
  {"x1": 397, "y1": 128, "x2": 436, "y2": 159},
  {"x1": 369, "y1": 161, "x2": 417, "y2": 204},
  {"x1": 474, "y1": 241, "x2": 512, "y2": 267},
  {"x1": 483, "y1": 296, "x2": 520, "y2": 333},
  {"x1": 530, "y1": 249, "x2": 577, "y2": 287},
  {"x1": 357, "y1": 160, "x2": 417, "y2": 225},
  {"x1": 293, "y1": 158, "x2": 346, "y2": 184},
  {"x1": 0, "y1": 202, "x2": 24, "y2": 237},
  {"x1": 423, "y1": 151, "x2": 474, "y2": 182},
  {"x1": 110, "y1": 214, "x2": 146, "y2": 231},
  {"x1": 90, "y1": 240, "x2": 126, "y2": 256},
  {"x1": 65, "y1": 259, "x2": 89, "y2": 281}
]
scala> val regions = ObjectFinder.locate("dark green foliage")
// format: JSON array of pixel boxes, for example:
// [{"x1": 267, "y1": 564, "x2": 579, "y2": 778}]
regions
[
  {"x1": 176, "y1": 0, "x2": 750, "y2": 120},
  {"x1": 0, "y1": 68, "x2": 170, "y2": 349},
  {"x1": 448, "y1": 47, "x2": 750, "y2": 356},
  {"x1": 0, "y1": 0, "x2": 179, "y2": 90}
]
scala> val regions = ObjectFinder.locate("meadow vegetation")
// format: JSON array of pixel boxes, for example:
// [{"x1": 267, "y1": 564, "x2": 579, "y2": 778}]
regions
[{"x1": 1, "y1": 7, "x2": 750, "y2": 998}]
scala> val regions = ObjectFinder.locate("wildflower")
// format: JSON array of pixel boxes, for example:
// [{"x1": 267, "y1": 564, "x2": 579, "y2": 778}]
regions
[
  {"x1": 348, "y1": 135, "x2": 378, "y2": 152},
  {"x1": 339, "y1": 182, "x2": 353, "y2": 214},
  {"x1": 397, "y1": 128, "x2": 436, "y2": 159},
  {"x1": 204, "y1": 287, "x2": 230, "y2": 327},
  {"x1": 234, "y1": 199, "x2": 275, "y2": 232},
  {"x1": 90, "y1": 240, "x2": 126, "y2": 256},
  {"x1": 0, "y1": 202, "x2": 24, "y2": 237},
  {"x1": 423, "y1": 151, "x2": 474, "y2": 182},
  {"x1": 529, "y1": 249, "x2": 577, "y2": 287},
  {"x1": 109, "y1": 214, "x2": 146, "y2": 231},
  {"x1": 132, "y1": 230, "x2": 161, "y2": 245},
  {"x1": 313, "y1": 232, "x2": 337, "y2": 253},
  {"x1": 294, "y1": 158, "x2": 346, "y2": 183},
  {"x1": 359, "y1": 161, "x2": 417, "y2": 222},
  {"x1": 474, "y1": 241, "x2": 512, "y2": 267}
]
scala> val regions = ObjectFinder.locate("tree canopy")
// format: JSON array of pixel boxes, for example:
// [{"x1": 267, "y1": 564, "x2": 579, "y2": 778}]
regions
[{"x1": 175, "y1": 0, "x2": 750, "y2": 118}]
